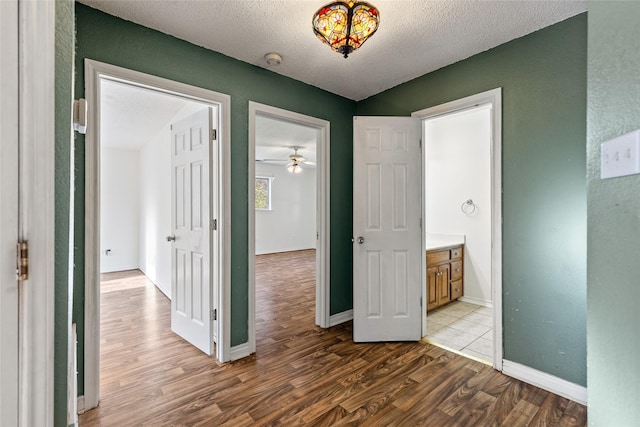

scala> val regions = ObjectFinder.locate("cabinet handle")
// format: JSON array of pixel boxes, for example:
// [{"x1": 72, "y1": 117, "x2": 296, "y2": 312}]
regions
[{"x1": 455, "y1": 269, "x2": 460, "y2": 272}]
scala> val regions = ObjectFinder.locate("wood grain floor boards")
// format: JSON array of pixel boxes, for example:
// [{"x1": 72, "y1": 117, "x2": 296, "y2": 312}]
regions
[{"x1": 79, "y1": 249, "x2": 586, "y2": 426}]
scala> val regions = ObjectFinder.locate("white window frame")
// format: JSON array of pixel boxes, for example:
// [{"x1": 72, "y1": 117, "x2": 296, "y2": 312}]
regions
[{"x1": 255, "y1": 176, "x2": 273, "y2": 211}]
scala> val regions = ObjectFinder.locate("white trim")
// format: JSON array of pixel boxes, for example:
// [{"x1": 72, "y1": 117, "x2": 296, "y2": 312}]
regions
[
  {"x1": 248, "y1": 102, "x2": 331, "y2": 355},
  {"x1": 1, "y1": 0, "x2": 20, "y2": 424},
  {"x1": 413, "y1": 88, "x2": 503, "y2": 371},
  {"x1": 76, "y1": 396, "x2": 85, "y2": 415},
  {"x1": 17, "y1": 1, "x2": 56, "y2": 425},
  {"x1": 329, "y1": 309, "x2": 353, "y2": 327},
  {"x1": 458, "y1": 296, "x2": 493, "y2": 308},
  {"x1": 83, "y1": 59, "x2": 232, "y2": 410},
  {"x1": 502, "y1": 360, "x2": 587, "y2": 405},
  {"x1": 67, "y1": 324, "x2": 77, "y2": 426},
  {"x1": 229, "y1": 343, "x2": 251, "y2": 361}
]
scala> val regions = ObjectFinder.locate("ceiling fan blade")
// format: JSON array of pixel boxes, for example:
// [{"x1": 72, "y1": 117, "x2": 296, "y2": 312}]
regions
[
  {"x1": 257, "y1": 158, "x2": 289, "y2": 162},
  {"x1": 302, "y1": 160, "x2": 316, "y2": 166}
]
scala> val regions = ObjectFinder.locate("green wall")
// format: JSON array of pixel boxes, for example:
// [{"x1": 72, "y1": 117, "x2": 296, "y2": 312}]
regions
[
  {"x1": 358, "y1": 14, "x2": 587, "y2": 386},
  {"x1": 587, "y1": 2, "x2": 640, "y2": 425},
  {"x1": 55, "y1": 0, "x2": 74, "y2": 425},
  {"x1": 73, "y1": 3, "x2": 356, "y2": 394}
]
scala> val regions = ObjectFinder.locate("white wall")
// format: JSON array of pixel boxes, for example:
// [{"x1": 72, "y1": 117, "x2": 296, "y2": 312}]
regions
[
  {"x1": 255, "y1": 163, "x2": 316, "y2": 255},
  {"x1": 100, "y1": 147, "x2": 140, "y2": 273},
  {"x1": 425, "y1": 106, "x2": 492, "y2": 305},
  {"x1": 138, "y1": 103, "x2": 208, "y2": 298}
]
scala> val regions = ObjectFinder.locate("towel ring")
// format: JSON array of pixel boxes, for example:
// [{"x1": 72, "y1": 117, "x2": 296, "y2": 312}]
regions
[{"x1": 461, "y1": 199, "x2": 477, "y2": 215}]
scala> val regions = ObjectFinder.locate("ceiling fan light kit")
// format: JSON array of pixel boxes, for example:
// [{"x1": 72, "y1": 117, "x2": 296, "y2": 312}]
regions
[
  {"x1": 257, "y1": 146, "x2": 315, "y2": 174},
  {"x1": 287, "y1": 161, "x2": 303, "y2": 174},
  {"x1": 312, "y1": 1, "x2": 380, "y2": 58}
]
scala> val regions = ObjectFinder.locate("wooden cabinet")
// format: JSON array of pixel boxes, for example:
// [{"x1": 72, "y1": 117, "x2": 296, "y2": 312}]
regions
[{"x1": 426, "y1": 245, "x2": 464, "y2": 312}]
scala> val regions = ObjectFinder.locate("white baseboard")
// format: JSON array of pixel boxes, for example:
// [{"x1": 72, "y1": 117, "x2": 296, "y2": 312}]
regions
[
  {"x1": 458, "y1": 296, "x2": 492, "y2": 308},
  {"x1": 502, "y1": 360, "x2": 587, "y2": 405},
  {"x1": 329, "y1": 309, "x2": 353, "y2": 327},
  {"x1": 255, "y1": 247, "x2": 316, "y2": 256},
  {"x1": 76, "y1": 396, "x2": 85, "y2": 415},
  {"x1": 229, "y1": 343, "x2": 251, "y2": 361}
]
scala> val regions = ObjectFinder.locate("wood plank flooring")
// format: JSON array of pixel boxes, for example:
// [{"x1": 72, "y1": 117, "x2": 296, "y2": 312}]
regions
[{"x1": 79, "y1": 250, "x2": 586, "y2": 426}]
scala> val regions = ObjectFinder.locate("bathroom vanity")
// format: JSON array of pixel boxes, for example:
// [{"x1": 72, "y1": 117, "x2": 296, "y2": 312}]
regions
[{"x1": 426, "y1": 236, "x2": 464, "y2": 312}]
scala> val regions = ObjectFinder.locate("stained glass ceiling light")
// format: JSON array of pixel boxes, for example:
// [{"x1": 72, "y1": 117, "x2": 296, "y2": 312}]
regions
[{"x1": 312, "y1": 1, "x2": 380, "y2": 59}]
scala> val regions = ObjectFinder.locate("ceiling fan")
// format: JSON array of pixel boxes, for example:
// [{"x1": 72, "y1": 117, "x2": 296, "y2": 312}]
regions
[{"x1": 257, "y1": 146, "x2": 315, "y2": 173}]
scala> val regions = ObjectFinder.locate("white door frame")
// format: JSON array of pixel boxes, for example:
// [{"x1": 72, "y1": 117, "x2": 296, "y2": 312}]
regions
[
  {"x1": 412, "y1": 88, "x2": 503, "y2": 370},
  {"x1": 3, "y1": 0, "x2": 57, "y2": 424},
  {"x1": 1, "y1": 0, "x2": 20, "y2": 423},
  {"x1": 83, "y1": 59, "x2": 232, "y2": 410},
  {"x1": 247, "y1": 102, "x2": 330, "y2": 356}
]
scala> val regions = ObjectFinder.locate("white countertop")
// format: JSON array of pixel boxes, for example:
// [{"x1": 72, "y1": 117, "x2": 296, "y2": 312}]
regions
[{"x1": 426, "y1": 233, "x2": 465, "y2": 251}]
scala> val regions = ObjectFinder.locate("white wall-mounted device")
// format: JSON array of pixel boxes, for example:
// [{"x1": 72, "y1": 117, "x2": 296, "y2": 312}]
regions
[{"x1": 73, "y1": 98, "x2": 87, "y2": 134}]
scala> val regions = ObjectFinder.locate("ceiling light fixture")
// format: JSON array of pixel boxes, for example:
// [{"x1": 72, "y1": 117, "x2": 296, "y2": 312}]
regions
[
  {"x1": 287, "y1": 159, "x2": 303, "y2": 174},
  {"x1": 312, "y1": 1, "x2": 380, "y2": 59}
]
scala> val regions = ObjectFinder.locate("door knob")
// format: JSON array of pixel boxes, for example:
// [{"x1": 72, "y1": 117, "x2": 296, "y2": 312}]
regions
[
  {"x1": 357, "y1": 236, "x2": 365, "y2": 244},
  {"x1": 166, "y1": 235, "x2": 176, "y2": 242}
]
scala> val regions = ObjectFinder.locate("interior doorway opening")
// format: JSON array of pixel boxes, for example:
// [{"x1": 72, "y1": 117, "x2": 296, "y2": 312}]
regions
[
  {"x1": 248, "y1": 102, "x2": 330, "y2": 356},
  {"x1": 413, "y1": 88, "x2": 503, "y2": 370},
  {"x1": 83, "y1": 60, "x2": 231, "y2": 411}
]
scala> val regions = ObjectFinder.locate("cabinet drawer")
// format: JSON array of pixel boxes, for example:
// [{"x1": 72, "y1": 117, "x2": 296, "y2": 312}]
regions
[
  {"x1": 451, "y1": 246, "x2": 463, "y2": 260},
  {"x1": 427, "y1": 250, "x2": 450, "y2": 265},
  {"x1": 451, "y1": 261, "x2": 463, "y2": 280},
  {"x1": 451, "y1": 279, "x2": 463, "y2": 300}
]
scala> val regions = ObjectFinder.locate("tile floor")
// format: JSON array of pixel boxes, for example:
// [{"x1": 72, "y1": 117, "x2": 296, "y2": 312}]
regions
[{"x1": 426, "y1": 300, "x2": 494, "y2": 363}]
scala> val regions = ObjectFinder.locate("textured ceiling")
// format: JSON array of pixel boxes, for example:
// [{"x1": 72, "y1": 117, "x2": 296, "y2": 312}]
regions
[{"x1": 79, "y1": 0, "x2": 586, "y2": 101}]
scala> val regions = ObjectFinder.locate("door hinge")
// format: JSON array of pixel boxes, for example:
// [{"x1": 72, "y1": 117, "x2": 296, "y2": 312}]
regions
[
  {"x1": 211, "y1": 309, "x2": 217, "y2": 321},
  {"x1": 211, "y1": 219, "x2": 217, "y2": 231},
  {"x1": 210, "y1": 129, "x2": 217, "y2": 141},
  {"x1": 17, "y1": 241, "x2": 28, "y2": 281},
  {"x1": 419, "y1": 139, "x2": 422, "y2": 148}
]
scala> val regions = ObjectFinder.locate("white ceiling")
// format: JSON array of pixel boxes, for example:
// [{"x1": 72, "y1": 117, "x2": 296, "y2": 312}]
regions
[
  {"x1": 256, "y1": 116, "x2": 318, "y2": 165},
  {"x1": 79, "y1": 0, "x2": 586, "y2": 101},
  {"x1": 100, "y1": 79, "x2": 189, "y2": 150},
  {"x1": 101, "y1": 79, "x2": 317, "y2": 163}
]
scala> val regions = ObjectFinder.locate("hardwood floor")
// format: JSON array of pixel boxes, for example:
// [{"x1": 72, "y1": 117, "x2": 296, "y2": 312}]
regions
[{"x1": 80, "y1": 250, "x2": 586, "y2": 426}]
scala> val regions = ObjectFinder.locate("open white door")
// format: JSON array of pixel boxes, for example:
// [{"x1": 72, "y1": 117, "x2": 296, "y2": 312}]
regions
[
  {"x1": 170, "y1": 108, "x2": 215, "y2": 355},
  {"x1": 353, "y1": 116, "x2": 422, "y2": 342}
]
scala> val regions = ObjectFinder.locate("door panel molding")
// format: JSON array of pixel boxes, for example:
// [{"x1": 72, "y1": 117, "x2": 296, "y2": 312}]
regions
[
  {"x1": 353, "y1": 116, "x2": 422, "y2": 342},
  {"x1": 170, "y1": 108, "x2": 213, "y2": 355},
  {"x1": 84, "y1": 59, "x2": 231, "y2": 410}
]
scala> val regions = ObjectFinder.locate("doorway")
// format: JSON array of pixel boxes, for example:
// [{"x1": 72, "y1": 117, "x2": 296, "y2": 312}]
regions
[
  {"x1": 247, "y1": 102, "x2": 330, "y2": 356},
  {"x1": 413, "y1": 88, "x2": 503, "y2": 370},
  {"x1": 83, "y1": 60, "x2": 231, "y2": 410}
]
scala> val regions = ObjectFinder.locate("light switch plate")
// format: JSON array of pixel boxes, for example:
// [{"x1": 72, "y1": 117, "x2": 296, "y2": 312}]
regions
[{"x1": 600, "y1": 129, "x2": 640, "y2": 179}]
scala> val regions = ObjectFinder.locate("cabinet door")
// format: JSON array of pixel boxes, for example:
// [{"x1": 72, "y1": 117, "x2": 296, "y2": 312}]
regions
[
  {"x1": 426, "y1": 266, "x2": 439, "y2": 311},
  {"x1": 437, "y1": 264, "x2": 451, "y2": 306}
]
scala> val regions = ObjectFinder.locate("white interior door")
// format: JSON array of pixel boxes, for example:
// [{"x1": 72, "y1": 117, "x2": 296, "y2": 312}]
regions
[
  {"x1": 353, "y1": 116, "x2": 422, "y2": 342},
  {"x1": 170, "y1": 108, "x2": 214, "y2": 355},
  {"x1": 0, "y1": 0, "x2": 19, "y2": 422}
]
